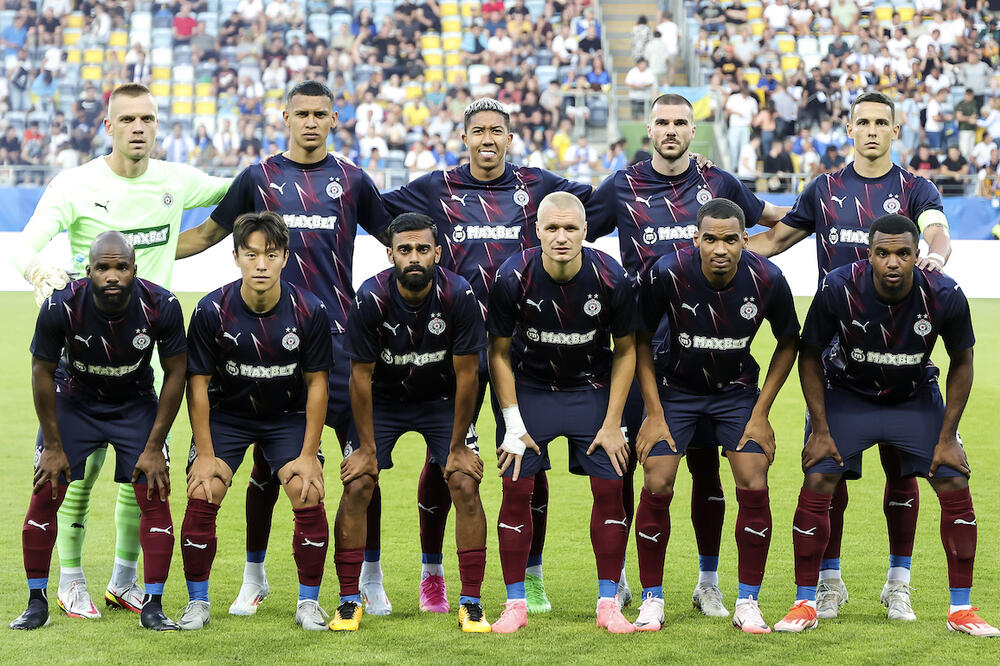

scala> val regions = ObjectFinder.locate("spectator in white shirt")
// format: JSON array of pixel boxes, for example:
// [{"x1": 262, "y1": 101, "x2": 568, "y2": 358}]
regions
[
  {"x1": 725, "y1": 84, "x2": 758, "y2": 171},
  {"x1": 625, "y1": 57, "x2": 656, "y2": 119},
  {"x1": 763, "y1": 0, "x2": 791, "y2": 29}
]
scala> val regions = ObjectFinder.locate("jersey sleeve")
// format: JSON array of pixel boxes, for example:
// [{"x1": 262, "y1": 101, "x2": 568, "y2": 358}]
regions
[
  {"x1": 11, "y1": 173, "x2": 74, "y2": 276},
  {"x1": 155, "y1": 292, "x2": 187, "y2": 358},
  {"x1": 939, "y1": 281, "x2": 975, "y2": 354},
  {"x1": 717, "y1": 168, "x2": 766, "y2": 227},
  {"x1": 585, "y1": 172, "x2": 618, "y2": 242},
  {"x1": 764, "y1": 268, "x2": 800, "y2": 339},
  {"x1": 639, "y1": 261, "x2": 670, "y2": 334},
  {"x1": 356, "y1": 170, "x2": 392, "y2": 239},
  {"x1": 301, "y1": 300, "x2": 334, "y2": 373},
  {"x1": 781, "y1": 176, "x2": 822, "y2": 232},
  {"x1": 486, "y1": 267, "x2": 519, "y2": 338},
  {"x1": 185, "y1": 301, "x2": 218, "y2": 376},
  {"x1": 800, "y1": 277, "x2": 838, "y2": 350},
  {"x1": 910, "y1": 176, "x2": 946, "y2": 233},
  {"x1": 610, "y1": 272, "x2": 640, "y2": 338},
  {"x1": 175, "y1": 163, "x2": 232, "y2": 210},
  {"x1": 382, "y1": 174, "x2": 431, "y2": 219},
  {"x1": 452, "y1": 280, "x2": 488, "y2": 355},
  {"x1": 343, "y1": 289, "x2": 381, "y2": 364},
  {"x1": 208, "y1": 167, "x2": 256, "y2": 232},
  {"x1": 29, "y1": 293, "x2": 66, "y2": 362}
]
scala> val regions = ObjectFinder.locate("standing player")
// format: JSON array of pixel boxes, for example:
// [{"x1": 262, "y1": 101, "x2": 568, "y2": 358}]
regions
[
  {"x1": 10, "y1": 232, "x2": 186, "y2": 631},
  {"x1": 177, "y1": 212, "x2": 333, "y2": 631},
  {"x1": 332, "y1": 213, "x2": 490, "y2": 632},
  {"x1": 748, "y1": 91, "x2": 953, "y2": 621},
  {"x1": 382, "y1": 98, "x2": 593, "y2": 615},
  {"x1": 176, "y1": 80, "x2": 391, "y2": 616},
  {"x1": 630, "y1": 198, "x2": 799, "y2": 633},
  {"x1": 487, "y1": 192, "x2": 637, "y2": 635},
  {"x1": 774, "y1": 214, "x2": 997, "y2": 637},
  {"x1": 9, "y1": 82, "x2": 230, "y2": 619},
  {"x1": 585, "y1": 93, "x2": 790, "y2": 617}
]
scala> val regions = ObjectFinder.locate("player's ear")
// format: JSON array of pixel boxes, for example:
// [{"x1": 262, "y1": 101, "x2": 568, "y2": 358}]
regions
[
  {"x1": 433, "y1": 243, "x2": 442, "y2": 264},
  {"x1": 742, "y1": 230, "x2": 749, "y2": 247}
]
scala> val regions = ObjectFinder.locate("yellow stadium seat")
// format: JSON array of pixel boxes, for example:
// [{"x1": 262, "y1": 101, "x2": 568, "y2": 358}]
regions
[
  {"x1": 66, "y1": 13, "x2": 84, "y2": 28},
  {"x1": 746, "y1": 1, "x2": 762, "y2": 19},
  {"x1": 266, "y1": 88, "x2": 285, "y2": 99},
  {"x1": 195, "y1": 82, "x2": 214, "y2": 97},
  {"x1": 749, "y1": 19, "x2": 764, "y2": 37},
  {"x1": 780, "y1": 54, "x2": 800, "y2": 72},
  {"x1": 444, "y1": 51, "x2": 461, "y2": 67},
  {"x1": 896, "y1": 4, "x2": 915, "y2": 21},
  {"x1": 442, "y1": 34, "x2": 462, "y2": 51},
  {"x1": 83, "y1": 48, "x2": 104, "y2": 64},
  {"x1": 173, "y1": 82, "x2": 194, "y2": 97},
  {"x1": 81, "y1": 65, "x2": 102, "y2": 81},
  {"x1": 442, "y1": 18, "x2": 461, "y2": 33},
  {"x1": 874, "y1": 4, "x2": 893, "y2": 22},
  {"x1": 440, "y1": 1, "x2": 459, "y2": 16},
  {"x1": 425, "y1": 68, "x2": 444, "y2": 82},
  {"x1": 109, "y1": 31, "x2": 128, "y2": 48},
  {"x1": 423, "y1": 50, "x2": 443, "y2": 67},
  {"x1": 421, "y1": 34, "x2": 441, "y2": 50},
  {"x1": 743, "y1": 69, "x2": 761, "y2": 88},
  {"x1": 63, "y1": 29, "x2": 81, "y2": 46},
  {"x1": 150, "y1": 81, "x2": 170, "y2": 97},
  {"x1": 152, "y1": 66, "x2": 172, "y2": 80},
  {"x1": 771, "y1": 70, "x2": 783, "y2": 82},
  {"x1": 405, "y1": 83, "x2": 423, "y2": 99},
  {"x1": 446, "y1": 68, "x2": 465, "y2": 84},
  {"x1": 65, "y1": 48, "x2": 81, "y2": 63},
  {"x1": 460, "y1": 2, "x2": 479, "y2": 19},
  {"x1": 195, "y1": 99, "x2": 217, "y2": 115},
  {"x1": 776, "y1": 34, "x2": 796, "y2": 53},
  {"x1": 171, "y1": 99, "x2": 193, "y2": 115}
]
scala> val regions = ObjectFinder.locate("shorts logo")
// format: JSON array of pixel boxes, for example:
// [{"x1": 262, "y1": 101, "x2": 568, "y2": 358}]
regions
[
  {"x1": 678, "y1": 332, "x2": 692, "y2": 348},
  {"x1": 225, "y1": 360, "x2": 239, "y2": 375},
  {"x1": 428, "y1": 313, "x2": 446, "y2": 335},
  {"x1": 740, "y1": 297, "x2": 758, "y2": 320},
  {"x1": 380, "y1": 348, "x2": 393, "y2": 364},
  {"x1": 282, "y1": 328, "x2": 300, "y2": 350},
  {"x1": 326, "y1": 179, "x2": 343, "y2": 199},
  {"x1": 33, "y1": 446, "x2": 41, "y2": 469},
  {"x1": 526, "y1": 327, "x2": 540, "y2": 342},
  {"x1": 343, "y1": 443, "x2": 354, "y2": 457},
  {"x1": 642, "y1": 227, "x2": 657, "y2": 245},
  {"x1": 187, "y1": 442, "x2": 197, "y2": 464},
  {"x1": 828, "y1": 227, "x2": 839, "y2": 245},
  {"x1": 696, "y1": 188, "x2": 712, "y2": 205},
  {"x1": 162, "y1": 192, "x2": 173, "y2": 207},
  {"x1": 584, "y1": 295, "x2": 601, "y2": 316},
  {"x1": 452, "y1": 225, "x2": 466, "y2": 243},
  {"x1": 913, "y1": 314, "x2": 932, "y2": 337},
  {"x1": 883, "y1": 196, "x2": 901, "y2": 214},
  {"x1": 133, "y1": 328, "x2": 151, "y2": 350},
  {"x1": 513, "y1": 189, "x2": 529, "y2": 207}
]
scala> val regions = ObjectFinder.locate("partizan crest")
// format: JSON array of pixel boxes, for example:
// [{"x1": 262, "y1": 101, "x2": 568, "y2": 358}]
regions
[
  {"x1": 740, "y1": 297, "x2": 758, "y2": 320},
  {"x1": 132, "y1": 328, "x2": 151, "y2": 350},
  {"x1": 913, "y1": 314, "x2": 932, "y2": 337},
  {"x1": 326, "y1": 179, "x2": 344, "y2": 199},
  {"x1": 584, "y1": 294, "x2": 602, "y2": 316},
  {"x1": 282, "y1": 328, "x2": 300, "y2": 350},
  {"x1": 428, "y1": 313, "x2": 446, "y2": 335}
]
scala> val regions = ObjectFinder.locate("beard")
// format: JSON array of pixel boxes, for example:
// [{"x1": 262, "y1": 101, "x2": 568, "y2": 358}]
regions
[
  {"x1": 395, "y1": 264, "x2": 432, "y2": 291},
  {"x1": 94, "y1": 281, "x2": 133, "y2": 311},
  {"x1": 653, "y1": 137, "x2": 690, "y2": 162}
]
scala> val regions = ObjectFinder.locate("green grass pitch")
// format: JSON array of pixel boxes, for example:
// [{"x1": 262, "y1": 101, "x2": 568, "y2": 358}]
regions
[{"x1": 0, "y1": 291, "x2": 998, "y2": 664}]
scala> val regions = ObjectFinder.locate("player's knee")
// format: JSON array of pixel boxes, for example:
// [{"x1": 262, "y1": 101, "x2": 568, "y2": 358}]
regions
[
  {"x1": 447, "y1": 473, "x2": 480, "y2": 506},
  {"x1": 343, "y1": 475, "x2": 375, "y2": 505},
  {"x1": 643, "y1": 474, "x2": 674, "y2": 495},
  {"x1": 930, "y1": 475, "x2": 969, "y2": 494},
  {"x1": 803, "y1": 473, "x2": 839, "y2": 494}
]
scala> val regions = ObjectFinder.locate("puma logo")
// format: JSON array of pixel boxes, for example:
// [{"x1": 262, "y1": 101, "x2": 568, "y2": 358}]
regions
[
  {"x1": 301, "y1": 538, "x2": 326, "y2": 547},
  {"x1": 681, "y1": 303, "x2": 700, "y2": 316},
  {"x1": 451, "y1": 194, "x2": 468, "y2": 206},
  {"x1": 70, "y1": 522, "x2": 85, "y2": 529},
  {"x1": 269, "y1": 182, "x2": 286, "y2": 195},
  {"x1": 223, "y1": 331, "x2": 241, "y2": 344},
  {"x1": 603, "y1": 518, "x2": 628, "y2": 527},
  {"x1": 74, "y1": 335, "x2": 92, "y2": 347},
  {"x1": 184, "y1": 539, "x2": 208, "y2": 549},
  {"x1": 831, "y1": 195, "x2": 846, "y2": 208},
  {"x1": 637, "y1": 531, "x2": 661, "y2": 543},
  {"x1": 707, "y1": 495, "x2": 725, "y2": 502},
  {"x1": 94, "y1": 200, "x2": 109, "y2": 212},
  {"x1": 149, "y1": 526, "x2": 172, "y2": 535},
  {"x1": 531, "y1": 504, "x2": 547, "y2": 514},
  {"x1": 417, "y1": 503, "x2": 436, "y2": 514},
  {"x1": 634, "y1": 195, "x2": 652, "y2": 207},
  {"x1": 498, "y1": 522, "x2": 524, "y2": 533},
  {"x1": 792, "y1": 525, "x2": 816, "y2": 536},
  {"x1": 887, "y1": 499, "x2": 914, "y2": 508},
  {"x1": 743, "y1": 526, "x2": 769, "y2": 539},
  {"x1": 851, "y1": 319, "x2": 870, "y2": 333},
  {"x1": 953, "y1": 518, "x2": 977, "y2": 526},
  {"x1": 526, "y1": 298, "x2": 544, "y2": 312},
  {"x1": 27, "y1": 520, "x2": 49, "y2": 531},
  {"x1": 383, "y1": 322, "x2": 401, "y2": 335},
  {"x1": 248, "y1": 477, "x2": 268, "y2": 491}
]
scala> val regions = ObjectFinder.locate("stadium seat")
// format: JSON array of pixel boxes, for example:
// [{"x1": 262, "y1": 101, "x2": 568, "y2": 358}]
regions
[
  {"x1": 62, "y1": 29, "x2": 82, "y2": 47},
  {"x1": 330, "y1": 13, "x2": 352, "y2": 34},
  {"x1": 194, "y1": 115, "x2": 216, "y2": 134},
  {"x1": 150, "y1": 65, "x2": 171, "y2": 80},
  {"x1": 802, "y1": 53, "x2": 822, "y2": 71},
  {"x1": 525, "y1": 0, "x2": 546, "y2": 18},
  {"x1": 151, "y1": 47, "x2": 173, "y2": 65},
  {"x1": 460, "y1": 0, "x2": 480, "y2": 19},
  {"x1": 749, "y1": 19, "x2": 764, "y2": 37},
  {"x1": 173, "y1": 82, "x2": 195, "y2": 98},
  {"x1": 444, "y1": 51, "x2": 461, "y2": 67},
  {"x1": 150, "y1": 81, "x2": 170, "y2": 98},
  {"x1": 171, "y1": 99, "x2": 194, "y2": 115},
  {"x1": 286, "y1": 29, "x2": 306, "y2": 45},
  {"x1": 743, "y1": 68, "x2": 761, "y2": 88},
  {"x1": 354, "y1": 0, "x2": 374, "y2": 15},
  {"x1": 874, "y1": 3, "x2": 893, "y2": 23},
  {"x1": 65, "y1": 48, "x2": 81, "y2": 63},
  {"x1": 81, "y1": 65, "x2": 102, "y2": 81},
  {"x1": 195, "y1": 82, "x2": 214, "y2": 97},
  {"x1": 467, "y1": 63, "x2": 490, "y2": 84},
  {"x1": 440, "y1": 0, "x2": 459, "y2": 15},
  {"x1": 220, "y1": 0, "x2": 239, "y2": 15},
  {"x1": 82, "y1": 48, "x2": 104, "y2": 65},
  {"x1": 174, "y1": 64, "x2": 195, "y2": 83},
  {"x1": 817, "y1": 34, "x2": 834, "y2": 54},
  {"x1": 425, "y1": 68, "x2": 444, "y2": 82},
  {"x1": 66, "y1": 12, "x2": 84, "y2": 29},
  {"x1": 446, "y1": 67, "x2": 465, "y2": 84},
  {"x1": 6, "y1": 110, "x2": 26, "y2": 133},
  {"x1": 424, "y1": 49, "x2": 444, "y2": 67},
  {"x1": 195, "y1": 98, "x2": 218, "y2": 115},
  {"x1": 776, "y1": 33, "x2": 796, "y2": 53},
  {"x1": 386, "y1": 150, "x2": 406, "y2": 170},
  {"x1": 174, "y1": 46, "x2": 193, "y2": 65},
  {"x1": 130, "y1": 11, "x2": 152, "y2": 32},
  {"x1": 535, "y1": 64, "x2": 557, "y2": 87},
  {"x1": 109, "y1": 31, "x2": 129, "y2": 48},
  {"x1": 151, "y1": 27, "x2": 173, "y2": 49},
  {"x1": 780, "y1": 54, "x2": 800, "y2": 73},
  {"x1": 199, "y1": 13, "x2": 219, "y2": 35},
  {"x1": 746, "y1": 1, "x2": 763, "y2": 19},
  {"x1": 405, "y1": 82, "x2": 423, "y2": 99},
  {"x1": 797, "y1": 36, "x2": 818, "y2": 55},
  {"x1": 422, "y1": 34, "x2": 442, "y2": 50},
  {"x1": 442, "y1": 32, "x2": 462, "y2": 51},
  {"x1": 442, "y1": 17, "x2": 462, "y2": 33}
]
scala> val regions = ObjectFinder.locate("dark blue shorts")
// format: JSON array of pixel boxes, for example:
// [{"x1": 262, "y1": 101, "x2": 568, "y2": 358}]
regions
[
  {"x1": 648, "y1": 387, "x2": 765, "y2": 457},
  {"x1": 35, "y1": 395, "x2": 160, "y2": 485},
  {"x1": 327, "y1": 333, "x2": 352, "y2": 432},
  {"x1": 187, "y1": 409, "x2": 309, "y2": 477},
  {"x1": 496, "y1": 384, "x2": 621, "y2": 480},
  {"x1": 623, "y1": 379, "x2": 717, "y2": 452},
  {"x1": 342, "y1": 399, "x2": 479, "y2": 470},
  {"x1": 805, "y1": 382, "x2": 962, "y2": 480}
]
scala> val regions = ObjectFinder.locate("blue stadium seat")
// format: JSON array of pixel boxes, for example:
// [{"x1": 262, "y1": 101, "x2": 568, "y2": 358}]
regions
[
  {"x1": 354, "y1": 0, "x2": 374, "y2": 16},
  {"x1": 535, "y1": 65, "x2": 557, "y2": 87},
  {"x1": 286, "y1": 28, "x2": 306, "y2": 45},
  {"x1": 199, "y1": 12, "x2": 219, "y2": 35},
  {"x1": 330, "y1": 13, "x2": 352, "y2": 33},
  {"x1": 151, "y1": 27, "x2": 173, "y2": 49}
]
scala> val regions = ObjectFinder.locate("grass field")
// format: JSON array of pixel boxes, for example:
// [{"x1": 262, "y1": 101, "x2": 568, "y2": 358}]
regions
[{"x1": 0, "y1": 291, "x2": 998, "y2": 664}]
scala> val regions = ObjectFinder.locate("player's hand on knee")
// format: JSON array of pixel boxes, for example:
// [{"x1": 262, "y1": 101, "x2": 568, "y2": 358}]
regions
[
  {"x1": 498, "y1": 432, "x2": 538, "y2": 481},
  {"x1": 738, "y1": 414, "x2": 776, "y2": 464},
  {"x1": 801, "y1": 431, "x2": 841, "y2": 472},
  {"x1": 587, "y1": 424, "x2": 628, "y2": 477},
  {"x1": 24, "y1": 259, "x2": 70, "y2": 307},
  {"x1": 340, "y1": 444, "x2": 377, "y2": 484},
  {"x1": 446, "y1": 446, "x2": 484, "y2": 483},
  {"x1": 33, "y1": 447, "x2": 71, "y2": 498},
  {"x1": 930, "y1": 434, "x2": 970, "y2": 478},
  {"x1": 133, "y1": 447, "x2": 170, "y2": 501},
  {"x1": 285, "y1": 454, "x2": 326, "y2": 502},
  {"x1": 636, "y1": 414, "x2": 674, "y2": 464},
  {"x1": 187, "y1": 456, "x2": 228, "y2": 503}
]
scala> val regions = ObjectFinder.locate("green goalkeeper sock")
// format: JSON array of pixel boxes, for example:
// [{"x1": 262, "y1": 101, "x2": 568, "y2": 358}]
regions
[
  {"x1": 110, "y1": 482, "x2": 142, "y2": 588},
  {"x1": 57, "y1": 446, "x2": 107, "y2": 587}
]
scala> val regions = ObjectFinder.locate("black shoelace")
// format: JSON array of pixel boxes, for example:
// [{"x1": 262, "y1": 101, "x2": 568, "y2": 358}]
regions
[
  {"x1": 462, "y1": 602, "x2": 483, "y2": 622},
  {"x1": 337, "y1": 601, "x2": 358, "y2": 619}
]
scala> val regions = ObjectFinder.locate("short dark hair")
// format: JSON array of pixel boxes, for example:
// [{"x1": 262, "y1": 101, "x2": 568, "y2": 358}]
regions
[
  {"x1": 233, "y1": 211, "x2": 290, "y2": 253},
  {"x1": 696, "y1": 197, "x2": 746, "y2": 230},
  {"x1": 850, "y1": 90, "x2": 895, "y2": 122},
  {"x1": 869, "y1": 214, "x2": 918, "y2": 246},
  {"x1": 109, "y1": 82, "x2": 152, "y2": 102},
  {"x1": 650, "y1": 93, "x2": 693, "y2": 115},
  {"x1": 463, "y1": 98, "x2": 510, "y2": 131},
  {"x1": 388, "y1": 213, "x2": 438, "y2": 243},
  {"x1": 286, "y1": 80, "x2": 335, "y2": 106}
]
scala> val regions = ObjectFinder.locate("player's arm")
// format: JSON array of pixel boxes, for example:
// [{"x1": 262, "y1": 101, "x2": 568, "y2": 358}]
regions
[
  {"x1": 186, "y1": 373, "x2": 228, "y2": 503},
  {"x1": 133, "y1": 351, "x2": 187, "y2": 500},
  {"x1": 758, "y1": 201, "x2": 791, "y2": 229},
  {"x1": 31, "y1": 355, "x2": 70, "y2": 498},
  {"x1": 738, "y1": 335, "x2": 797, "y2": 464},
  {"x1": 746, "y1": 221, "x2": 811, "y2": 257},
  {"x1": 634, "y1": 330, "x2": 674, "y2": 463},
  {"x1": 342, "y1": 361, "x2": 378, "y2": 484},
  {"x1": 798, "y1": 343, "x2": 842, "y2": 471},
  {"x1": 930, "y1": 345, "x2": 974, "y2": 478},
  {"x1": 175, "y1": 216, "x2": 231, "y2": 259},
  {"x1": 487, "y1": 334, "x2": 540, "y2": 481},
  {"x1": 917, "y1": 214, "x2": 952, "y2": 273},
  {"x1": 444, "y1": 352, "x2": 483, "y2": 482},
  {"x1": 13, "y1": 176, "x2": 74, "y2": 304},
  {"x1": 587, "y1": 333, "x2": 635, "y2": 476}
]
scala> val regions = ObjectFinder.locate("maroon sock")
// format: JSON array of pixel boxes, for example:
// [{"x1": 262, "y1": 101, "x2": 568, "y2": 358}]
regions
[
  {"x1": 590, "y1": 477, "x2": 627, "y2": 583},
  {"x1": 246, "y1": 443, "x2": 279, "y2": 554},
  {"x1": 635, "y1": 487, "x2": 672, "y2": 590},
  {"x1": 687, "y1": 446, "x2": 724, "y2": 558},
  {"x1": 822, "y1": 479, "x2": 848, "y2": 561},
  {"x1": 938, "y1": 487, "x2": 976, "y2": 589},
  {"x1": 335, "y1": 547, "x2": 364, "y2": 597},
  {"x1": 528, "y1": 469, "x2": 549, "y2": 560},
  {"x1": 622, "y1": 464, "x2": 636, "y2": 529},
  {"x1": 792, "y1": 488, "x2": 832, "y2": 588},
  {"x1": 417, "y1": 453, "x2": 451, "y2": 556},
  {"x1": 293, "y1": 504, "x2": 329, "y2": 587},
  {"x1": 133, "y1": 485, "x2": 173, "y2": 586},
  {"x1": 498, "y1": 476, "x2": 534, "y2": 585},
  {"x1": 23, "y1": 483, "x2": 66, "y2": 580},
  {"x1": 457, "y1": 547, "x2": 486, "y2": 598},
  {"x1": 881, "y1": 445, "x2": 919, "y2": 559},
  {"x1": 735, "y1": 487, "x2": 771, "y2": 588},
  {"x1": 366, "y1": 483, "x2": 382, "y2": 554},
  {"x1": 181, "y1": 498, "x2": 219, "y2": 583}
]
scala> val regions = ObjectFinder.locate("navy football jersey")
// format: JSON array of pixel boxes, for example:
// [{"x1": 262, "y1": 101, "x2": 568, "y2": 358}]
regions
[
  {"x1": 782, "y1": 163, "x2": 943, "y2": 279},
  {"x1": 487, "y1": 247, "x2": 638, "y2": 391},
  {"x1": 641, "y1": 247, "x2": 799, "y2": 394},
  {"x1": 210, "y1": 153, "x2": 390, "y2": 334},
  {"x1": 586, "y1": 159, "x2": 766, "y2": 279},
  {"x1": 187, "y1": 279, "x2": 333, "y2": 417},
  {"x1": 345, "y1": 265, "x2": 486, "y2": 403},
  {"x1": 31, "y1": 277, "x2": 186, "y2": 403},
  {"x1": 382, "y1": 163, "x2": 593, "y2": 316},
  {"x1": 801, "y1": 261, "x2": 974, "y2": 403}
]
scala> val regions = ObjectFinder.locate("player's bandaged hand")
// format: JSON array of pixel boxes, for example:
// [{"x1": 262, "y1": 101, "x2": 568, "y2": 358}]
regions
[
  {"x1": 24, "y1": 259, "x2": 70, "y2": 307},
  {"x1": 498, "y1": 405, "x2": 539, "y2": 481}
]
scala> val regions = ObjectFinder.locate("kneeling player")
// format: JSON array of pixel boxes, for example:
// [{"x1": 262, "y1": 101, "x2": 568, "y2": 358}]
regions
[
  {"x1": 11, "y1": 232, "x2": 186, "y2": 631},
  {"x1": 178, "y1": 212, "x2": 333, "y2": 631},
  {"x1": 632, "y1": 198, "x2": 799, "y2": 633},
  {"x1": 487, "y1": 192, "x2": 638, "y2": 635},
  {"x1": 774, "y1": 214, "x2": 997, "y2": 636},
  {"x1": 331, "y1": 213, "x2": 490, "y2": 632}
]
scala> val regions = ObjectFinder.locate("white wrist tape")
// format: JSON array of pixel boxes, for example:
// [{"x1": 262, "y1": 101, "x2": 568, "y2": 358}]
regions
[
  {"x1": 926, "y1": 252, "x2": 946, "y2": 266},
  {"x1": 500, "y1": 405, "x2": 527, "y2": 456}
]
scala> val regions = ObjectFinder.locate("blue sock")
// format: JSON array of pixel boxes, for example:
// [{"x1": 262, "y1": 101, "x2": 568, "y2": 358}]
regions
[
  {"x1": 526, "y1": 554, "x2": 542, "y2": 568},
  {"x1": 145, "y1": 583, "x2": 164, "y2": 596},
  {"x1": 598, "y1": 579, "x2": 617, "y2": 598},
  {"x1": 950, "y1": 587, "x2": 971, "y2": 607},
  {"x1": 459, "y1": 595, "x2": 481, "y2": 606},
  {"x1": 340, "y1": 593, "x2": 362, "y2": 604},
  {"x1": 641, "y1": 586, "x2": 663, "y2": 600},
  {"x1": 364, "y1": 549, "x2": 380, "y2": 563},
  {"x1": 889, "y1": 555, "x2": 912, "y2": 569},
  {"x1": 27, "y1": 577, "x2": 48, "y2": 590},
  {"x1": 506, "y1": 581, "x2": 526, "y2": 599},
  {"x1": 699, "y1": 555, "x2": 719, "y2": 572},
  {"x1": 738, "y1": 583, "x2": 761, "y2": 600},
  {"x1": 820, "y1": 558, "x2": 840, "y2": 571},
  {"x1": 247, "y1": 550, "x2": 266, "y2": 564},
  {"x1": 421, "y1": 553, "x2": 443, "y2": 565},
  {"x1": 796, "y1": 585, "x2": 817, "y2": 602},
  {"x1": 299, "y1": 584, "x2": 320, "y2": 602},
  {"x1": 186, "y1": 579, "x2": 209, "y2": 602}
]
